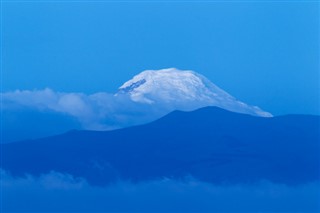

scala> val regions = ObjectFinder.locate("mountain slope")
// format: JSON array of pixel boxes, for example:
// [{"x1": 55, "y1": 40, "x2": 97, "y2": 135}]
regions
[{"x1": 1, "y1": 107, "x2": 319, "y2": 186}]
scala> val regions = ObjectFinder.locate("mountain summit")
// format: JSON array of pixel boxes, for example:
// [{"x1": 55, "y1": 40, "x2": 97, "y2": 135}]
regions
[{"x1": 119, "y1": 68, "x2": 272, "y2": 117}]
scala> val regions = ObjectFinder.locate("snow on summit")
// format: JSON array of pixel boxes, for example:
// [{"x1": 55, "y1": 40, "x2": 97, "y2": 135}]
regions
[{"x1": 119, "y1": 68, "x2": 272, "y2": 117}]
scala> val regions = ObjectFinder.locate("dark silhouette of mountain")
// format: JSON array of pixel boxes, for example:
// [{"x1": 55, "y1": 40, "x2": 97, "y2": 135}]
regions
[{"x1": 1, "y1": 107, "x2": 319, "y2": 186}]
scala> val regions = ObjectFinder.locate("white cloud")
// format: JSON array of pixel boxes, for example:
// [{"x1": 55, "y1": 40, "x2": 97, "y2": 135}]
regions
[
  {"x1": 2, "y1": 88, "x2": 58, "y2": 109},
  {"x1": 1, "y1": 88, "x2": 167, "y2": 132}
]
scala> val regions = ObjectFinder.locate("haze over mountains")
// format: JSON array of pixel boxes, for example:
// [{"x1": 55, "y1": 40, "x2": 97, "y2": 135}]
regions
[{"x1": 1, "y1": 68, "x2": 272, "y2": 143}]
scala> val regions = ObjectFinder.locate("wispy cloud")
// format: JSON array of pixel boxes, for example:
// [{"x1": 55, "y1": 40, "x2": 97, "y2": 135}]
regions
[
  {"x1": 1, "y1": 88, "x2": 161, "y2": 131},
  {"x1": 1, "y1": 170, "x2": 319, "y2": 212}
]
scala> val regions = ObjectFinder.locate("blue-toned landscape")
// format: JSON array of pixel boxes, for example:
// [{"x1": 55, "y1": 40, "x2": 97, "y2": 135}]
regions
[{"x1": 1, "y1": 1, "x2": 319, "y2": 212}]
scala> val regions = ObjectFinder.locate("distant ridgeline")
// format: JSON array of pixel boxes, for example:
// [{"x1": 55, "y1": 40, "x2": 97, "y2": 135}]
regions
[{"x1": 1, "y1": 106, "x2": 319, "y2": 186}]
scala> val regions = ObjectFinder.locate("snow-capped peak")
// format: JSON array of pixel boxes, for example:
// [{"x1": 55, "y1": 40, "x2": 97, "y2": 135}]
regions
[{"x1": 118, "y1": 68, "x2": 272, "y2": 117}]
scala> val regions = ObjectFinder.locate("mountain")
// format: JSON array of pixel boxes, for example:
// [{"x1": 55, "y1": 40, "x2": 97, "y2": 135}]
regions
[
  {"x1": 118, "y1": 68, "x2": 272, "y2": 117},
  {"x1": 1, "y1": 69, "x2": 272, "y2": 143},
  {"x1": 1, "y1": 107, "x2": 319, "y2": 186}
]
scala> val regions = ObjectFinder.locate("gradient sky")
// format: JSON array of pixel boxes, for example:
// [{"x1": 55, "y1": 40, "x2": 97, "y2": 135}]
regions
[{"x1": 2, "y1": 1, "x2": 319, "y2": 115}]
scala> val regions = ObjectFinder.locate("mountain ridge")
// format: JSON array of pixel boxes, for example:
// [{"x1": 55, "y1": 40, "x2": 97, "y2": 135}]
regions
[{"x1": 1, "y1": 106, "x2": 319, "y2": 186}]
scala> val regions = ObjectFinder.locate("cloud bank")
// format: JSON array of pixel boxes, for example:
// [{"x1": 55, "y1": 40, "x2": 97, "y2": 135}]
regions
[
  {"x1": 2, "y1": 88, "x2": 113, "y2": 130},
  {"x1": 1, "y1": 170, "x2": 319, "y2": 212}
]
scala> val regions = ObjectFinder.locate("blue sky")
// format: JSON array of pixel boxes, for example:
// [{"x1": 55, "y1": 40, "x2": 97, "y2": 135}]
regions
[{"x1": 2, "y1": 1, "x2": 319, "y2": 115}]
